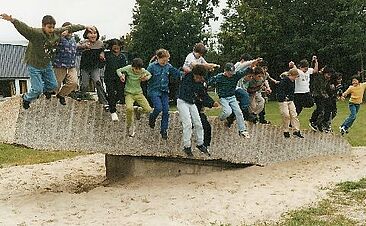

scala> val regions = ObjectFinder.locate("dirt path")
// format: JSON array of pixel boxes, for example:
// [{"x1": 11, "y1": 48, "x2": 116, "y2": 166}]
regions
[{"x1": 1, "y1": 148, "x2": 366, "y2": 226}]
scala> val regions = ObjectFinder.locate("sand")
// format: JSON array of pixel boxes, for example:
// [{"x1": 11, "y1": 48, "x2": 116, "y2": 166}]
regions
[{"x1": 1, "y1": 147, "x2": 366, "y2": 226}]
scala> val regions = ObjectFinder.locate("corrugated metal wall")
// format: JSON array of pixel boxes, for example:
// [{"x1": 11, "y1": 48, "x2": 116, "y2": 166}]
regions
[{"x1": 0, "y1": 44, "x2": 28, "y2": 79}]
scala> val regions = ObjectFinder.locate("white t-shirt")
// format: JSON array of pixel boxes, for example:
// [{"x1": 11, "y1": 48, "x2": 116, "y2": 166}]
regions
[
  {"x1": 294, "y1": 68, "x2": 314, "y2": 93},
  {"x1": 183, "y1": 52, "x2": 207, "y2": 69}
]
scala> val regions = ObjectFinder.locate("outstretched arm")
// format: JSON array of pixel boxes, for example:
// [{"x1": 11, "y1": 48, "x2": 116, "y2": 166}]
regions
[{"x1": 1, "y1": 13, "x2": 39, "y2": 40}]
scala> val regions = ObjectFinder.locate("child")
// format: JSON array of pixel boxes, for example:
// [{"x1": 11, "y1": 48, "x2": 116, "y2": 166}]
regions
[
  {"x1": 277, "y1": 68, "x2": 304, "y2": 138},
  {"x1": 177, "y1": 64, "x2": 212, "y2": 157},
  {"x1": 0, "y1": 13, "x2": 89, "y2": 109},
  {"x1": 208, "y1": 61, "x2": 260, "y2": 138},
  {"x1": 339, "y1": 76, "x2": 366, "y2": 135},
  {"x1": 78, "y1": 27, "x2": 109, "y2": 109},
  {"x1": 323, "y1": 72, "x2": 343, "y2": 132},
  {"x1": 116, "y1": 58, "x2": 152, "y2": 137},
  {"x1": 103, "y1": 39, "x2": 128, "y2": 121},
  {"x1": 53, "y1": 22, "x2": 78, "y2": 106},
  {"x1": 182, "y1": 42, "x2": 220, "y2": 74},
  {"x1": 147, "y1": 49, "x2": 182, "y2": 139}
]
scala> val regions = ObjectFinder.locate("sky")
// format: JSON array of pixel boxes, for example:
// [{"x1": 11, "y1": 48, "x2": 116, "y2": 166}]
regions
[{"x1": 0, "y1": 0, "x2": 224, "y2": 44}]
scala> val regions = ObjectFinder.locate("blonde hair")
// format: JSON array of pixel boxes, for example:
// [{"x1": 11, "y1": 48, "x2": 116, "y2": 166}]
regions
[{"x1": 288, "y1": 68, "x2": 299, "y2": 77}]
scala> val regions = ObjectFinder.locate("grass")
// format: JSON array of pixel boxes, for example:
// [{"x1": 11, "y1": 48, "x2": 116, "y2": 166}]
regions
[{"x1": 0, "y1": 143, "x2": 85, "y2": 168}]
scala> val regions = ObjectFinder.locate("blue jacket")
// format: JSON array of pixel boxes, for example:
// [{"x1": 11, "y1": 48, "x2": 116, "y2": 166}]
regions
[
  {"x1": 147, "y1": 61, "x2": 181, "y2": 96},
  {"x1": 53, "y1": 36, "x2": 77, "y2": 68}
]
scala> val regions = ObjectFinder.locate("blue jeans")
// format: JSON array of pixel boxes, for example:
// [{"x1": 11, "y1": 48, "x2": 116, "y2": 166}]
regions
[
  {"x1": 24, "y1": 63, "x2": 58, "y2": 102},
  {"x1": 341, "y1": 103, "x2": 360, "y2": 130},
  {"x1": 235, "y1": 88, "x2": 250, "y2": 111},
  {"x1": 220, "y1": 96, "x2": 247, "y2": 132},
  {"x1": 149, "y1": 92, "x2": 169, "y2": 133}
]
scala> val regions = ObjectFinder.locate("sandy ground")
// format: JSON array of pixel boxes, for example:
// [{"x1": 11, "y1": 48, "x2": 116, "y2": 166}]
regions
[{"x1": 1, "y1": 148, "x2": 366, "y2": 226}]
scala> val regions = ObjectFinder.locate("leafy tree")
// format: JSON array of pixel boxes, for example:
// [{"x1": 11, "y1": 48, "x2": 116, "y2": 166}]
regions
[{"x1": 127, "y1": 0, "x2": 219, "y2": 67}]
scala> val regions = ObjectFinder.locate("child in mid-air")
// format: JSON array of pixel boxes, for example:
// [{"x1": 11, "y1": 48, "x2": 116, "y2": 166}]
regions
[
  {"x1": 0, "y1": 13, "x2": 90, "y2": 109},
  {"x1": 116, "y1": 58, "x2": 152, "y2": 137},
  {"x1": 339, "y1": 76, "x2": 366, "y2": 135}
]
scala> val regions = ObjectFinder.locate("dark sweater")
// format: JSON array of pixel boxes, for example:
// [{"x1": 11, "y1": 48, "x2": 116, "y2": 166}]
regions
[
  {"x1": 103, "y1": 51, "x2": 128, "y2": 81},
  {"x1": 277, "y1": 77, "x2": 295, "y2": 102},
  {"x1": 79, "y1": 40, "x2": 104, "y2": 70},
  {"x1": 177, "y1": 73, "x2": 209, "y2": 104}
]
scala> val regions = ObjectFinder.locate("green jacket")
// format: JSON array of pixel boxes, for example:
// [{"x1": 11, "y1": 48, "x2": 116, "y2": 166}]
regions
[
  {"x1": 116, "y1": 65, "x2": 152, "y2": 95},
  {"x1": 12, "y1": 19, "x2": 85, "y2": 68}
]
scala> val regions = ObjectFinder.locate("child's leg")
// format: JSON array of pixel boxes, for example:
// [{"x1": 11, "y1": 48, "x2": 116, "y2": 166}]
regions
[
  {"x1": 24, "y1": 65, "x2": 46, "y2": 102},
  {"x1": 53, "y1": 67, "x2": 67, "y2": 94},
  {"x1": 149, "y1": 93, "x2": 163, "y2": 127},
  {"x1": 42, "y1": 63, "x2": 58, "y2": 93},
  {"x1": 189, "y1": 104, "x2": 204, "y2": 146},
  {"x1": 160, "y1": 93, "x2": 170, "y2": 134},
  {"x1": 125, "y1": 94, "x2": 135, "y2": 128},
  {"x1": 279, "y1": 102, "x2": 291, "y2": 132},
  {"x1": 219, "y1": 97, "x2": 233, "y2": 120},
  {"x1": 288, "y1": 101, "x2": 300, "y2": 131},
  {"x1": 90, "y1": 69, "x2": 108, "y2": 105},
  {"x1": 342, "y1": 103, "x2": 360, "y2": 130},
  {"x1": 80, "y1": 69, "x2": 91, "y2": 93},
  {"x1": 200, "y1": 112, "x2": 212, "y2": 147},
  {"x1": 134, "y1": 93, "x2": 152, "y2": 113},
  {"x1": 105, "y1": 79, "x2": 118, "y2": 113},
  {"x1": 58, "y1": 67, "x2": 78, "y2": 97},
  {"x1": 177, "y1": 99, "x2": 193, "y2": 148},
  {"x1": 229, "y1": 96, "x2": 247, "y2": 132}
]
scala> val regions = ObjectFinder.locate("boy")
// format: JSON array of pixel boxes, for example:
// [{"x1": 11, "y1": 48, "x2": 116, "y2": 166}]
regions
[
  {"x1": 339, "y1": 76, "x2": 366, "y2": 135},
  {"x1": 208, "y1": 61, "x2": 261, "y2": 138},
  {"x1": 182, "y1": 42, "x2": 220, "y2": 74},
  {"x1": 53, "y1": 22, "x2": 79, "y2": 106},
  {"x1": 277, "y1": 68, "x2": 304, "y2": 138},
  {"x1": 0, "y1": 13, "x2": 91, "y2": 109},
  {"x1": 177, "y1": 64, "x2": 215, "y2": 157},
  {"x1": 116, "y1": 58, "x2": 152, "y2": 137}
]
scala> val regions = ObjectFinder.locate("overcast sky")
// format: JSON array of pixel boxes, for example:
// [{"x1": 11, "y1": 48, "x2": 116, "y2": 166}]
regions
[{"x1": 0, "y1": 0, "x2": 224, "y2": 44}]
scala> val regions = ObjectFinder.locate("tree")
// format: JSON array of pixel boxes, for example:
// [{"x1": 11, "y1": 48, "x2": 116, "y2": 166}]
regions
[{"x1": 127, "y1": 0, "x2": 219, "y2": 67}]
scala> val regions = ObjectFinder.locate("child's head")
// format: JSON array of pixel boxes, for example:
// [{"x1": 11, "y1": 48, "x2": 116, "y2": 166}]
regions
[
  {"x1": 288, "y1": 68, "x2": 299, "y2": 81},
  {"x1": 42, "y1": 15, "x2": 56, "y2": 35},
  {"x1": 156, "y1": 49, "x2": 170, "y2": 66},
  {"x1": 252, "y1": 66, "x2": 265, "y2": 81},
  {"x1": 351, "y1": 76, "x2": 361, "y2": 86},
  {"x1": 298, "y1": 59, "x2": 309, "y2": 73},
  {"x1": 193, "y1": 43, "x2": 206, "y2": 58},
  {"x1": 60, "y1": 22, "x2": 72, "y2": 37},
  {"x1": 83, "y1": 26, "x2": 100, "y2": 43},
  {"x1": 191, "y1": 64, "x2": 207, "y2": 83},
  {"x1": 107, "y1": 39, "x2": 122, "y2": 54},
  {"x1": 223, "y1": 63, "x2": 235, "y2": 77},
  {"x1": 322, "y1": 66, "x2": 335, "y2": 80},
  {"x1": 240, "y1": 53, "x2": 252, "y2": 62},
  {"x1": 131, "y1": 58, "x2": 144, "y2": 73}
]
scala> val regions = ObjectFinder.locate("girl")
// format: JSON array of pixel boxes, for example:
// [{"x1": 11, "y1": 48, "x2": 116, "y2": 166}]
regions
[
  {"x1": 103, "y1": 39, "x2": 128, "y2": 121},
  {"x1": 339, "y1": 76, "x2": 366, "y2": 135},
  {"x1": 78, "y1": 27, "x2": 108, "y2": 110}
]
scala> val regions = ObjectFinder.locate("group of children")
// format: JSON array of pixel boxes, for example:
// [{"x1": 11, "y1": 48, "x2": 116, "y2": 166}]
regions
[{"x1": 1, "y1": 13, "x2": 365, "y2": 157}]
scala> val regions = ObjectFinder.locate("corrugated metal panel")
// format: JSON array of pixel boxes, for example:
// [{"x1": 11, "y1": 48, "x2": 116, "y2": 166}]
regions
[{"x1": 0, "y1": 44, "x2": 28, "y2": 79}]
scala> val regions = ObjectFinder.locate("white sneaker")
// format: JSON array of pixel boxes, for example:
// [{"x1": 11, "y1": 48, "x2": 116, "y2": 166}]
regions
[
  {"x1": 111, "y1": 112, "x2": 119, "y2": 121},
  {"x1": 127, "y1": 125, "x2": 136, "y2": 137},
  {"x1": 239, "y1": 131, "x2": 250, "y2": 138}
]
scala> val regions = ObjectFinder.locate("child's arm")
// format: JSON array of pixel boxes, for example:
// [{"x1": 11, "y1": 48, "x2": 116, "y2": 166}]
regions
[
  {"x1": 116, "y1": 68, "x2": 127, "y2": 82},
  {"x1": 140, "y1": 69, "x2": 152, "y2": 81},
  {"x1": 55, "y1": 24, "x2": 87, "y2": 35},
  {"x1": 169, "y1": 65, "x2": 183, "y2": 80},
  {"x1": 1, "y1": 14, "x2": 39, "y2": 40},
  {"x1": 340, "y1": 86, "x2": 352, "y2": 101}
]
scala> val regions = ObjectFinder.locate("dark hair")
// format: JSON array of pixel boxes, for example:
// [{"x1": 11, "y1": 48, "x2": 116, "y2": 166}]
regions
[
  {"x1": 322, "y1": 66, "x2": 335, "y2": 75},
  {"x1": 298, "y1": 59, "x2": 309, "y2": 68},
  {"x1": 83, "y1": 26, "x2": 100, "y2": 40},
  {"x1": 156, "y1": 49, "x2": 170, "y2": 58},
  {"x1": 42, "y1": 15, "x2": 56, "y2": 26},
  {"x1": 61, "y1": 22, "x2": 72, "y2": 27},
  {"x1": 351, "y1": 75, "x2": 361, "y2": 81},
  {"x1": 191, "y1": 64, "x2": 207, "y2": 77},
  {"x1": 240, "y1": 53, "x2": 252, "y2": 61},
  {"x1": 131, "y1": 58, "x2": 144, "y2": 68},
  {"x1": 193, "y1": 43, "x2": 206, "y2": 55},
  {"x1": 106, "y1": 38, "x2": 122, "y2": 50}
]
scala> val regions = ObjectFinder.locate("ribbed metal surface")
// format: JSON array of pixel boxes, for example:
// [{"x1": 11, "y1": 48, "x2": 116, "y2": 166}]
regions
[{"x1": 0, "y1": 44, "x2": 27, "y2": 79}]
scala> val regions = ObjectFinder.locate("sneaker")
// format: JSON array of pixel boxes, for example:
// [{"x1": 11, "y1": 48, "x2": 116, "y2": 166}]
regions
[
  {"x1": 44, "y1": 91, "x2": 55, "y2": 99},
  {"x1": 309, "y1": 122, "x2": 318, "y2": 131},
  {"x1": 183, "y1": 147, "x2": 193, "y2": 157},
  {"x1": 56, "y1": 94, "x2": 66, "y2": 105},
  {"x1": 111, "y1": 112, "x2": 119, "y2": 121},
  {"x1": 339, "y1": 126, "x2": 347, "y2": 136},
  {"x1": 103, "y1": 105, "x2": 110, "y2": 112},
  {"x1": 239, "y1": 131, "x2": 251, "y2": 138},
  {"x1": 161, "y1": 131, "x2": 168, "y2": 140},
  {"x1": 225, "y1": 115, "x2": 235, "y2": 128},
  {"x1": 293, "y1": 131, "x2": 304, "y2": 138},
  {"x1": 196, "y1": 144, "x2": 211, "y2": 156},
  {"x1": 22, "y1": 95, "x2": 30, "y2": 110},
  {"x1": 259, "y1": 120, "x2": 271, "y2": 124},
  {"x1": 283, "y1": 132, "x2": 290, "y2": 138},
  {"x1": 127, "y1": 125, "x2": 136, "y2": 137},
  {"x1": 134, "y1": 106, "x2": 142, "y2": 120},
  {"x1": 148, "y1": 114, "x2": 155, "y2": 129}
]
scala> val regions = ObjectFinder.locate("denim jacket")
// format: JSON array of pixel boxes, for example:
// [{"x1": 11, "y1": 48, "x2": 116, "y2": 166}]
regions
[{"x1": 147, "y1": 61, "x2": 181, "y2": 96}]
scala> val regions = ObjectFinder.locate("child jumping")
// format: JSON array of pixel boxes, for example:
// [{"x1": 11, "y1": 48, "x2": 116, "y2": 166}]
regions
[
  {"x1": 277, "y1": 68, "x2": 304, "y2": 138},
  {"x1": 339, "y1": 76, "x2": 366, "y2": 135},
  {"x1": 0, "y1": 13, "x2": 90, "y2": 109},
  {"x1": 116, "y1": 58, "x2": 152, "y2": 137}
]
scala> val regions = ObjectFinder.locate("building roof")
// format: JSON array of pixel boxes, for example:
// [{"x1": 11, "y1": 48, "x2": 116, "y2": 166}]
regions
[{"x1": 0, "y1": 43, "x2": 28, "y2": 79}]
